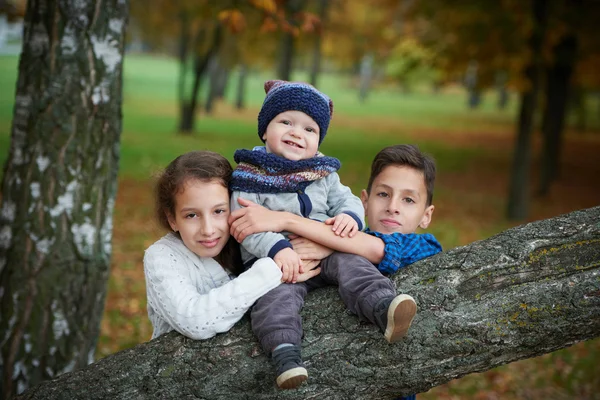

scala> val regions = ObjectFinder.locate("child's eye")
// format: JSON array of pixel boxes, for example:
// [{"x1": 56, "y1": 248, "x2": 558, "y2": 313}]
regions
[
  {"x1": 403, "y1": 198, "x2": 415, "y2": 204},
  {"x1": 305, "y1": 127, "x2": 316, "y2": 133},
  {"x1": 185, "y1": 212, "x2": 197, "y2": 219},
  {"x1": 214, "y1": 209, "x2": 227, "y2": 215},
  {"x1": 281, "y1": 120, "x2": 291, "y2": 125},
  {"x1": 377, "y1": 192, "x2": 389, "y2": 198}
]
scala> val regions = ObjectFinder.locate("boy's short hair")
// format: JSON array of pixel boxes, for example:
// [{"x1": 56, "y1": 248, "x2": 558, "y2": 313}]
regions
[{"x1": 367, "y1": 144, "x2": 436, "y2": 206}]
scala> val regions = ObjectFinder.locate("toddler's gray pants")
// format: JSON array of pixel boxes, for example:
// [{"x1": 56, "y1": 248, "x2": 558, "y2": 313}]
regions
[{"x1": 250, "y1": 251, "x2": 396, "y2": 354}]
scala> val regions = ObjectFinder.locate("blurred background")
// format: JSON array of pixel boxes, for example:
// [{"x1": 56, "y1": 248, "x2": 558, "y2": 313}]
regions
[{"x1": 1, "y1": 0, "x2": 599, "y2": 398}]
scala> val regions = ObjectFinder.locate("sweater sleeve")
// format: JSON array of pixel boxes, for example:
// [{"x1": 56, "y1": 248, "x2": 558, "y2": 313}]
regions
[
  {"x1": 230, "y1": 190, "x2": 291, "y2": 259},
  {"x1": 144, "y1": 244, "x2": 282, "y2": 340},
  {"x1": 325, "y1": 172, "x2": 365, "y2": 230}
]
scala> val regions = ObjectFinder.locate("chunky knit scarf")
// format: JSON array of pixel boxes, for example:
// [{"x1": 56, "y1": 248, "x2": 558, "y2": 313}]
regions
[{"x1": 231, "y1": 147, "x2": 341, "y2": 193}]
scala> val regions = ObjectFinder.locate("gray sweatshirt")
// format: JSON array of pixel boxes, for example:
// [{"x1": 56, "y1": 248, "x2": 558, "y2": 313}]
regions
[{"x1": 231, "y1": 172, "x2": 365, "y2": 264}]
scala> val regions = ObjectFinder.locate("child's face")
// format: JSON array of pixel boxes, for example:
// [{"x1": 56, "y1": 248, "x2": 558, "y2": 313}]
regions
[
  {"x1": 167, "y1": 178, "x2": 231, "y2": 259},
  {"x1": 262, "y1": 111, "x2": 320, "y2": 161},
  {"x1": 361, "y1": 165, "x2": 434, "y2": 235}
]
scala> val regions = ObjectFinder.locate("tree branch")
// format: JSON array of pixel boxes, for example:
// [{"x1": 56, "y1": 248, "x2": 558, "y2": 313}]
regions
[{"x1": 19, "y1": 207, "x2": 600, "y2": 399}]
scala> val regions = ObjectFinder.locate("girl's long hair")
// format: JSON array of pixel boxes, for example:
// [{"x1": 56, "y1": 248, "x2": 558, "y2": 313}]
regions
[{"x1": 155, "y1": 151, "x2": 243, "y2": 276}]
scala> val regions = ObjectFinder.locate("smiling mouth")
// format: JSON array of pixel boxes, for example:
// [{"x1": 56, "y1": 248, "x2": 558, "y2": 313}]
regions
[
  {"x1": 199, "y1": 238, "x2": 220, "y2": 248},
  {"x1": 283, "y1": 140, "x2": 303, "y2": 149}
]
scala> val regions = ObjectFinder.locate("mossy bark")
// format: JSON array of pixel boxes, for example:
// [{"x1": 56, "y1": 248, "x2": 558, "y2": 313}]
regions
[
  {"x1": 0, "y1": 0, "x2": 128, "y2": 397},
  {"x1": 18, "y1": 206, "x2": 600, "y2": 399}
]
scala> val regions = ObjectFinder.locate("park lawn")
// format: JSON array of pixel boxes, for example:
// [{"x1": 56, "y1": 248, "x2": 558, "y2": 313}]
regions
[{"x1": 1, "y1": 53, "x2": 600, "y2": 399}]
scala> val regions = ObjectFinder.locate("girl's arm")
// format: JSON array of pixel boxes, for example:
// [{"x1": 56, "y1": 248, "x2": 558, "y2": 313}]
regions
[
  {"x1": 229, "y1": 198, "x2": 385, "y2": 264},
  {"x1": 144, "y1": 246, "x2": 282, "y2": 340}
]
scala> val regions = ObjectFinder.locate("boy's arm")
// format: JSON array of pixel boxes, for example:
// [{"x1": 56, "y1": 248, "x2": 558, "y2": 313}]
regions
[
  {"x1": 230, "y1": 191, "x2": 292, "y2": 259},
  {"x1": 325, "y1": 172, "x2": 365, "y2": 230},
  {"x1": 229, "y1": 199, "x2": 384, "y2": 263}
]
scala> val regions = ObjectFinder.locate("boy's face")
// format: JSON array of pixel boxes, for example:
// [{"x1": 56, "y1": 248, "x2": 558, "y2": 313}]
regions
[
  {"x1": 262, "y1": 111, "x2": 320, "y2": 161},
  {"x1": 361, "y1": 165, "x2": 434, "y2": 235}
]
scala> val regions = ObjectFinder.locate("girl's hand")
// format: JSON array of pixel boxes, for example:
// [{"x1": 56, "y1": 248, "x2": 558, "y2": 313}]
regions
[
  {"x1": 290, "y1": 236, "x2": 334, "y2": 261},
  {"x1": 229, "y1": 197, "x2": 285, "y2": 242},
  {"x1": 295, "y1": 260, "x2": 321, "y2": 283},
  {"x1": 274, "y1": 248, "x2": 303, "y2": 283},
  {"x1": 325, "y1": 213, "x2": 359, "y2": 238}
]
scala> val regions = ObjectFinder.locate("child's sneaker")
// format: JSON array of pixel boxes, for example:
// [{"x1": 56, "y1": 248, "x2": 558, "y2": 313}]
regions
[
  {"x1": 272, "y1": 344, "x2": 308, "y2": 389},
  {"x1": 373, "y1": 294, "x2": 417, "y2": 343}
]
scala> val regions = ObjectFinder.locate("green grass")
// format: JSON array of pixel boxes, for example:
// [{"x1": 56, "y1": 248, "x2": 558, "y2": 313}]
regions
[{"x1": 1, "y1": 53, "x2": 597, "y2": 180}]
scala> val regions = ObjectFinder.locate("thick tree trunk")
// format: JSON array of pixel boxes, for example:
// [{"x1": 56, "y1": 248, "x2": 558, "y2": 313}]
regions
[
  {"x1": 507, "y1": 0, "x2": 548, "y2": 220},
  {"x1": 0, "y1": 0, "x2": 128, "y2": 397},
  {"x1": 538, "y1": 33, "x2": 578, "y2": 196},
  {"x1": 16, "y1": 207, "x2": 600, "y2": 399}
]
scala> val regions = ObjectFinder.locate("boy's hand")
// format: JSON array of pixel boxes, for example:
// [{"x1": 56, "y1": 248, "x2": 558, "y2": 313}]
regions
[
  {"x1": 325, "y1": 213, "x2": 359, "y2": 238},
  {"x1": 274, "y1": 248, "x2": 303, "y2": 283},
  {"x1": 290, "y1": 236, "x2": 334, "y2": 261}
]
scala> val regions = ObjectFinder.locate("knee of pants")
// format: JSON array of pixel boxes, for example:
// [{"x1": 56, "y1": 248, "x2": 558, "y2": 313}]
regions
[
  {"x1": 322, "y1": 252, "x2": 376, "y2": 277},
  {"x1": 251, "y1": 282, "x2": 308, "y2": 317}
]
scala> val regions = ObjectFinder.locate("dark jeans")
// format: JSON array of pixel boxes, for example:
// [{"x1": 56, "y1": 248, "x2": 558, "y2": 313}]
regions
[{"x1": 251, "y1": 252, "x2": 396, "y2": 354}]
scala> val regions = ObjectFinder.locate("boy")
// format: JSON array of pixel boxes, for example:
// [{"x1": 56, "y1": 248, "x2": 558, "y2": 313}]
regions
[
  {"x1": 230, "y1": 81, "x2": 420, "y2": 389},
  {"x1": 230, "y1": 144, "x2": 442, "y2": 391}
]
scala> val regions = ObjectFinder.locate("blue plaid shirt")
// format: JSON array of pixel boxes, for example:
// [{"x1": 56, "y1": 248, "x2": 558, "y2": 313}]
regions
[{"x1": 365, "y1": 229, "x2": 442, "y2": 275}]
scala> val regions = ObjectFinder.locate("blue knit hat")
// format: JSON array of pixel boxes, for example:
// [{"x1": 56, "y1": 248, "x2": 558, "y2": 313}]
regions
[{"x1": 258, "y1": 80, "x2": 334, "y2": 146}]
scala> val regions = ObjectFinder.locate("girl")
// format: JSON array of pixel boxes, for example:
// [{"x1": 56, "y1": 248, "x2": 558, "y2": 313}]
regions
[{"x1": 143, "y1": 150, "x2": 321, "y2": 341}]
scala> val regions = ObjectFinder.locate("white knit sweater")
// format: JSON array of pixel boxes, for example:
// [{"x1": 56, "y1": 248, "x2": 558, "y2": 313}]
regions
[{"x1": 143, "y1": 233, "x2": 282, "y2": 340}]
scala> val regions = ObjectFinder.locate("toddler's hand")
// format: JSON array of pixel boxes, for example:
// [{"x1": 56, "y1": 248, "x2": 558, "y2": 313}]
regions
[
  {"x1": 274, "y1": 247, "x2": 303, "y2": 283},
  {"x1": 325, "y1": 213, "x2": 359, "y2": 238}
]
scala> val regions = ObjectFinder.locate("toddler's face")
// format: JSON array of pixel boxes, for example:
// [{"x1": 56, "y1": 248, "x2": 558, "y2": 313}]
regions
[
  {"x1": 361, "y1": 165, "x2": 434, "y2": 235},
  {"x1": 262, "y1": 111, "x2": 319, "y2": 161}
]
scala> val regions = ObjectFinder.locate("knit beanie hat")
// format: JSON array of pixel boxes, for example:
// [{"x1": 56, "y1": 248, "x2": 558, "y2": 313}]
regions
[{"x1": 257, "y1": 80, "x2": 334, "y2": 146}]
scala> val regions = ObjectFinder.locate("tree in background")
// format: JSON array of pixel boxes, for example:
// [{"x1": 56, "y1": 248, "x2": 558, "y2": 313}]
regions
[
  {"x1": 0, "y1": 0, "x2": 128, "y2": 397},
  {"x1": 130, "y1": 0, "x2": 322, "y2": 133},
  {"x1": 538, "y1": 0, "x2": 600, "y2": 195},
  {"x1": 308, "y1": 0, "x2": 329, "y2": 87},
  {"x1": 405, "y1": 0, "x2": 600, "y2": 220},
  {"x1": 276, "y1": 0, "x2": 305, "y2": 80},
  {"x1": 507, "y1": 0, "x2": 548, "y2": 220}
]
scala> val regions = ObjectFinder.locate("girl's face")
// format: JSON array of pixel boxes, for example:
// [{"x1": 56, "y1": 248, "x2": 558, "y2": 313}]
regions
[{"x1": 167, "y1": 178, "x2": 231, "y2": 259}]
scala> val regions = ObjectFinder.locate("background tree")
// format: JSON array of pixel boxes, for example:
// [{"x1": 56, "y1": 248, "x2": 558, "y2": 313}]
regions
[
  {"x1": 308, "y1": 0, "x2": 329, "y2": 87},
  {"x1": 538, "y1": 0, "x2": 600, "y2": 195},
  {"x1": 276, "y1": 0, "x2": 305, "y2": 80},
  {"x1": 405, "y1": 0, "x2": 600, "y2": 219},
  {"x1": 0, "y1": 0, "x2": 129, "y2": 397},
  {"x1": 507, "y1": 0, "x2": 548, "y2": 220},
  {"x1": 129, "y1": 0, "x2": 323, "y2": 133}
]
